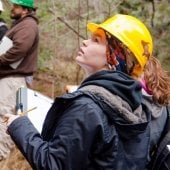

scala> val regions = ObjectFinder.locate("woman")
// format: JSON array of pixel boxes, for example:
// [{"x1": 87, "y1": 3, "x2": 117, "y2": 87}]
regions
[{"x1": 4, "y1": 14, "x2": 170, "y2": 169}]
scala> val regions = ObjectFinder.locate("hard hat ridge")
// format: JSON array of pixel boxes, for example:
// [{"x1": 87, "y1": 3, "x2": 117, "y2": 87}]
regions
[{"x1": 10, "y1": 0, "x2": 34, "y2": 8}]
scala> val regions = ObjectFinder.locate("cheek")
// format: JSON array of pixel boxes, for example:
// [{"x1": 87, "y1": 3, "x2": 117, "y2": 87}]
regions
[
  {"x1": 89, "y1": 45, "x2": 106, "y2": 58},
  {"x1": 87, "y1": 48, "x2": 107, "y2": 67},
  {"x1": 11, "y1": 9, "x2": 17, "y2": 15},
  {"x1": 95, "y1": 47, "x2": 107, "y2": 63},
  {"x1": 76, "y1": 45, "x2": 107, "y2": 67}
]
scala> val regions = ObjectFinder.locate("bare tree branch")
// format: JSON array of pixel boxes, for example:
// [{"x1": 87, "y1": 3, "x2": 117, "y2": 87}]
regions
[
  {"x1": 151, "y1": 0, "x2": 155, "y2": 27},
  {"x1": 57, "y1": 17, "x2": 85, "y2": 39}
]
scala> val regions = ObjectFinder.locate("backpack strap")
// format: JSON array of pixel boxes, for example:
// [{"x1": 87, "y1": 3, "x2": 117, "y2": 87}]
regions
[
  {"x1": 153, "y1": 133, "x2": 170, "y2": 169},
  {"x1": 163, "y1": 106, "x2": 170, "y2": 134},
  {"x1": 151, "y1": 106, "x2": 170, "y2": 169}
]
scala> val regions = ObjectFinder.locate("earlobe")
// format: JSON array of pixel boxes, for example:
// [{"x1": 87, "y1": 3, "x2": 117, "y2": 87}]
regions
[{"x1": 22, "y1": 8, "x2": 29, "y2": 16}]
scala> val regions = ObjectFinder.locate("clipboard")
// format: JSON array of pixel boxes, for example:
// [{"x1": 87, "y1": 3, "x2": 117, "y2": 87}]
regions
[
  {"x1": 0, "y1": 36, "x2": 23, "y2": 69},
  {"x1": 16, "y1": 87, "x2": 53, "y2": 133},
  {"x1": 0, "y1": 36, "x2": 13, "y2": 55}
]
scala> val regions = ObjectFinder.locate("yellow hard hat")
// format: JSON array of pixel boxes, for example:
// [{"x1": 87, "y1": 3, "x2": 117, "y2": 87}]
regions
[{"x1": 87, "y1": 14, "x2": 153, "y2": 76}]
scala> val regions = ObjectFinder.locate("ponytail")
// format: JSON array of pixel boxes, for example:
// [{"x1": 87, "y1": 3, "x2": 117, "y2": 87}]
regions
[{"x1": 144, "y1": 56, "x2": 170, "y2": 106}]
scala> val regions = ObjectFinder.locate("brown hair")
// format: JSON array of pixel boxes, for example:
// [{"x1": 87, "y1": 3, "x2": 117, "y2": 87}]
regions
[
  {"x1": 105, "y1": 32, "x2": 170, "y2": 106},
  {"x1": 144, "y1": 56, "x2": 170, "y2": 106}
]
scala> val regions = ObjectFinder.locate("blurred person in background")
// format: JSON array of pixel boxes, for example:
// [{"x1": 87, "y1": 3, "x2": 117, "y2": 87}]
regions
[
  {"x1": 0, "y1": 0, "x2": 39, "y2": 160},
  {"x1": 0, "y1": 0, "x2": 8, "y2": 40},
  {"x1": 4, "y1": 14, "x2": 170, "y2": 169}
]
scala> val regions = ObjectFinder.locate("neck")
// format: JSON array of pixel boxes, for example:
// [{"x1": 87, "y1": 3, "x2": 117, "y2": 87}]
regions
[{"x1": 85, "y1": 67, "x2": 109, "y2": 77}]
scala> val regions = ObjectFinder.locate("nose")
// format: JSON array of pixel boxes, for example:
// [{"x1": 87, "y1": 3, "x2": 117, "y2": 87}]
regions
[{"x1": 82, "y1": 39, "x2": 89, "y2": 46}]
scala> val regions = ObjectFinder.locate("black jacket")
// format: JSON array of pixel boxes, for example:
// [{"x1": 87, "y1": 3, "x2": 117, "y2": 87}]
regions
[
  {"x1": 0, "y1": 19, "x2": 8, "y2": 40},
  {"x1": 8, "y1": 70, "x2": 151, "y2": 170}
]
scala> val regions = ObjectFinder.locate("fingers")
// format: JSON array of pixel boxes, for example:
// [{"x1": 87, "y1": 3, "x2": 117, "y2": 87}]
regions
[
  {"x1": 1, "y1": 115, "x2": 10, "y2": 134},
  {"x1": 2, "y1": 118, "x2": 8, "y2": 123},
  {"x1": 2, "y1": 115, "x2": 9, "y2": 123},
  {"x1": 2, "y1": 114, "x2": 19, "y2": 127}
]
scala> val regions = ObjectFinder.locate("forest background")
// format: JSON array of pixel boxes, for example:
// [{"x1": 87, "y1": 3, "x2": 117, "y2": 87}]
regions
[
  {"x1": 2, "y1": 0, "x2": 170, "y2": 98},
  {"x1": 0, "y1": 0, "x2": 170, "y2": 169}
]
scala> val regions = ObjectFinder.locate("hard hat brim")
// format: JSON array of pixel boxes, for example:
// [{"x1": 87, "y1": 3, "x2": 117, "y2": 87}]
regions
[{"x1": 87, "y1": 23, "x2": 101, "y2": 33}]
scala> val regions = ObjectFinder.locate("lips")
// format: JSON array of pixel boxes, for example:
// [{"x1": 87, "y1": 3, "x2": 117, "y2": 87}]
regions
[{"x1": 79, "y1": 47, "x2": 84, "y2": 54}]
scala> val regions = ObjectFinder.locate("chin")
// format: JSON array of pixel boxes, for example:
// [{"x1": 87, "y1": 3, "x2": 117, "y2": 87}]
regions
[
  {"x1": 75, "y1": 59, "x2": 82, "y2": 66},
  {"x1": 75, "y1": 59, "x2": 84, "y2": 67},
  {"x1": 75, "y1": 56, "x2": 83, "y2": 63}
]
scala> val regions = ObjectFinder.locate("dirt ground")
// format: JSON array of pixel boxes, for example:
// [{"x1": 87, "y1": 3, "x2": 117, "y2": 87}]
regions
[{"x1": 0, "y1": 147, "x2": 31, "y2": 170}]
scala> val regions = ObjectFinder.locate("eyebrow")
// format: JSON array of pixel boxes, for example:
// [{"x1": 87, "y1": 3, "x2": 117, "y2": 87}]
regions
[{"x1": 92, "y1": 32, "x2": 103, "y2": 38}]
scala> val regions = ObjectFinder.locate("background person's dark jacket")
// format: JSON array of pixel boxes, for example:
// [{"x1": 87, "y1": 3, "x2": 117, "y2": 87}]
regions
[
  {"x1": 142, "y1": 92, "x2": 168, "y2": 166},
  {"x1": 8, "y1": 70, "x2": 151, "y2": 170},
  {"x1": 0, "y1": 18, "x2": 8, "y2": 40}
]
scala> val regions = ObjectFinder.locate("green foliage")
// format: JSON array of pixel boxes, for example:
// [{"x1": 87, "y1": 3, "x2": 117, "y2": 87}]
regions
[
  {"x1": 0, "y1": 8, "x2": 11, "y2": 25},
  {"x1": 38, "y1": 47, "x2": 52, "y2": 70},
  {"x1": 36, "y1": 0, "x2": 170, "y2": 96},
  {"x1": 36, "y1": 1, "x2": 51, "y2": 23}
]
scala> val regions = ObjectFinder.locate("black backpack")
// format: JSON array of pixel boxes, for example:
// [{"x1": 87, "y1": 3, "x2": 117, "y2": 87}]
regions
[{"x1": 148, "y1": 106, "x2": 170, "y2": 170}]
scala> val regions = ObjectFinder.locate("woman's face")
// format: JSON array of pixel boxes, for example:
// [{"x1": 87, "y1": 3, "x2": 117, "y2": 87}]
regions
[{"x1": 76, "y1": 29, "x2": 108, "y2": 75}]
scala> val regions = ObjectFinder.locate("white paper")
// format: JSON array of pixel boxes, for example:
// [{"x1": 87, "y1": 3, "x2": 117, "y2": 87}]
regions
[
  {"x1": 26, "y1": 89, "x2": 53, "y2": 133},
  {"x1": 0, "y1": 36, "x2": 23, "y2": 69},
  {"x1": 16, "y1": 87, "x2": 53, "y2": 133},
  {"x1": 0, "y1": 36, "x2": 13, "y2": 55},
  {"x1": 10, "y1": 58, "x2": 24, "y2": 69}
]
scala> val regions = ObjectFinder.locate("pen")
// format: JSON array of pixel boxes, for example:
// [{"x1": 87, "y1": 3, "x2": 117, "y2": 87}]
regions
[
  {"x1": 17, "y1": 106, "x2": 37, "y2": 115},
  {"x1": 2, "y1": 106, "x2": 38, "y2": 123}
]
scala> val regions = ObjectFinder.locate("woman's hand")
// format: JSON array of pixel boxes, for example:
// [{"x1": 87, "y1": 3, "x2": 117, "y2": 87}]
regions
[{"x1": 3, "y1": 114, "x2": 20, "y2": 127}]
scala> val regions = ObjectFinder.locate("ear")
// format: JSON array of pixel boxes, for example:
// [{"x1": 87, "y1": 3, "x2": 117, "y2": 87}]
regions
[
  {"x1": 106, "y1": 48, "x2": 119, "y2": 66},
  {"x1": 22, "y1": 8, "x2": 29, "y2": 16}
]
